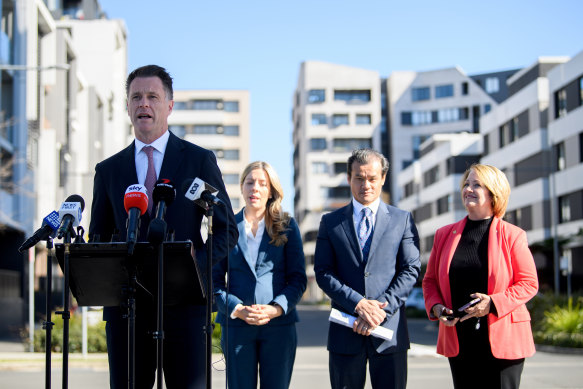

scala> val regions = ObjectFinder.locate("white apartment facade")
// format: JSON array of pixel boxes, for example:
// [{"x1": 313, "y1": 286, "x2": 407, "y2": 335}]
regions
[
  {"x1": 546, "y1": 50, "x2": 583, "y2": 291},
  {"x1": 480, "y1": 57, "x2": 569, "y2": 289},
  {"x1": 292, "y1": 61, "x2": 381, "y2": 300},
  {"x1": 397, "y1": 133, "x2": 482, "y2": 263},
  {"x1": 168, "y1": 90, "x2": 250, "y2": 211},
  {"x1": 386, "y1": 67, "x2": 501, "y2": 205}
]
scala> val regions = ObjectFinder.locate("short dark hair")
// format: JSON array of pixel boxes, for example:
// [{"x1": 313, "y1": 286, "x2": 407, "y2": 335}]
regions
[
  {"x1": 126, "y1": 65, "x2": 173, "y2": 100},
  {"x1": 347, "y1": 148, "x2": 389, "y2": 178}
]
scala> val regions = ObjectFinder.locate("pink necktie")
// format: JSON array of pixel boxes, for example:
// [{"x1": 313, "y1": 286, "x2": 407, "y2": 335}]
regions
[{"x1": 144, "y1": 146, "x2": 157, "y2": 214}]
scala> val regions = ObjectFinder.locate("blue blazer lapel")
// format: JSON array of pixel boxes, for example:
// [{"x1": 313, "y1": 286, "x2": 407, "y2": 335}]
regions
[
  {"x1": 367, "y1": 203, "x2": 391, "y2": 263},
  {"x1": 340, "y1": 203, "x2": 362, "y2": 260},
  {"x1": 235, "y1": 212, "x2": 257, "y2": 277}
]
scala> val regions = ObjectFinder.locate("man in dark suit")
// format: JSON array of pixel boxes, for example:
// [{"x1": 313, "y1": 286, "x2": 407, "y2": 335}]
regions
[
  {"x1": 89, "y1": 65, "x2": 238, "y2": 388},
  {"x1": 314, "y1": 148, "x2": 420, "y2": 389}
]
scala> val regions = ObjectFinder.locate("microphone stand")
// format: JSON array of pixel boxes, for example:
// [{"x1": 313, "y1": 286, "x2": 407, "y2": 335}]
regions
[
  {"x1": 205, "y1": 204, "x2": 215, "y2": 389},
  {"x1": 43, "y1": 237, "x2": 55, "y2": 389},
  {"x1": 148, "y1": 211, "x2": 167, "y2": 389},
  {"x1": 55, "y1": 227, "x2": 76, "y2": 389}
]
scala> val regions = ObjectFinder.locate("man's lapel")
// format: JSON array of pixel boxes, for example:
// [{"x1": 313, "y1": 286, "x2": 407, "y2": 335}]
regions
[
  {"x1": 340, "y1": 203, "x2": 363, "y2": 261},
  {"x1": 159, "y1": 131, "x2": 186, "y2": 180},
  {"x1": 367, "y1": 203, "x2": 391, "y2": 263}
]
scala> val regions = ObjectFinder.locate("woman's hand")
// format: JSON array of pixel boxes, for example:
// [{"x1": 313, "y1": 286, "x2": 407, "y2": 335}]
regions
[
  {"x1": 459, "y1": 293, "x2": 491, "y2": 322},
  {"x1": 233, "y1": 305, "x2": 271, "y2": 325},
  {"x1": 254, "y1": 304, "x2": 284, "y2": 320},
  {"x1": 432, "y1": 303, "x2": 458, "y2": 327}
]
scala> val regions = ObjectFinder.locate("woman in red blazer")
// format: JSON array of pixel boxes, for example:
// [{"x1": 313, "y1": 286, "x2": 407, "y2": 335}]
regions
[{"x1": 423, "y1": 164, "x2": 538, "y2": 389}]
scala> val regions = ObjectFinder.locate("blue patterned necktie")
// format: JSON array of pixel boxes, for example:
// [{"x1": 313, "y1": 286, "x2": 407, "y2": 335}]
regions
[{"x1": 358, "y1": 207, "x2": 373, "y2": 249}]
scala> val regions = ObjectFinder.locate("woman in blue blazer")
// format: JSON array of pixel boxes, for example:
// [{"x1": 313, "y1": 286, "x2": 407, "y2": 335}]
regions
[{"x1": 213, "y1": 161, "x2": 307, "y2": 389}]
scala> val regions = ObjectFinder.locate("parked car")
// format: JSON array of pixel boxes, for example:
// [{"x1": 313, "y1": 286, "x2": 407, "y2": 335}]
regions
[{"x1": 405, "y1": 287, "x2": 425, "y2": 311}]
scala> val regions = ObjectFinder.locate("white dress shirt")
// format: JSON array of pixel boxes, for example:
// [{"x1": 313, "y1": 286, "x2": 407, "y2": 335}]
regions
[{"x1": 134, "y1": 130, "x2": 170, "y2": 185}]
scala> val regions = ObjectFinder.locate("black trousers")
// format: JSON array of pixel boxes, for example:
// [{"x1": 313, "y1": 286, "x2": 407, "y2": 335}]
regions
[
  {"x1": 448, "y1": 354, "x2": 524, "y2": 389},
  {"x1": 329, "y1": 338, "x2": 407, "y2": 389},
  {"x1": 106, "y1": 304, "x2": 206, "y2": 389}
]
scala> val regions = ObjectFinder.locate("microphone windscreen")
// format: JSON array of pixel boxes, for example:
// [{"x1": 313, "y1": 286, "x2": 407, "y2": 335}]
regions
[
  {"x1": 153, "y1": 179, "x2": 176, "y2": 206},
  {"x1": 65, "y1": 194, "x2": 85, "y2": 211},
  {"x1": 124, "y1": 185, "x2": 149, "y2": 215}
]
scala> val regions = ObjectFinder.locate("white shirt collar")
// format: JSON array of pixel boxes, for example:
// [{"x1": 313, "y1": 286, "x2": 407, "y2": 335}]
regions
[
  {"x1": 352, "y1": 197, "x2": 381, "y2": 218},
  {"x1": 135, "y1": 130, "x2": 170, "y2": 155}
]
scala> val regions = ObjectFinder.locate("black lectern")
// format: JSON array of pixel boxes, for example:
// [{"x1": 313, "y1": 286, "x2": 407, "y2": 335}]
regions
[{"x1": 55, "y1": 241, "x2": 204, "y2": 389}]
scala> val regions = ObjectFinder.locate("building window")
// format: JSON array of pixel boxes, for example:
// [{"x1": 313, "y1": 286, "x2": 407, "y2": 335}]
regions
[
  {"x1": 423, "y1": 165, "x2": 440, "y2": 187},
  {"x1": 401, "y1": 112, "x2": 412, "y2": 125},
  {"x1": 0, "y1": 148, "x2": 13, "y2": 192},
  {"x1": 312, "y1": 162, "x2": 328, "y2": 174},
  {"x1": 223, "y1": 101, "x2": 239, "y2": 112},
  {"x1": 459, "y1": 107, "x2": 469, "y2": 120},
  {"x1": 355, "y1": 114, "x2": 371, "y2": 125},
  {"x1": 462, "y1": 82, "x2": 469, "y2": 95},
  {"x1": 223, "y1": 173, "x2": 239, "y2": 185},
  {"x1": 413, "y1": 111, "x2": 432, "y2": 126},
  {"x1": 334, "y1": 90, "x2": 371, "y2": 103},
  {"x1": 484, "y1": 104, "x2": 491, "y2": 114},
  {"x1": 332, "y1": 114, "x2": 349, "y2": 127},
  {"x1": 580, "y1": 77, "x2": 583, "y2": 106},
  {"x1": 193, "y1": 125, "x2": 220, "y2": 134},
  {"x1": 328, "y1": 186, "x2": 351, "y2": 198},
  {"x1": 555, "y1": 89, "x2": 567, "y2": 118},
  {"x1": 411, "y1": 87, "x2": 430, "y2": 101},
  {"x1": 484, "y1": 134, "x2": 490, "y2": 156},
  {"x1": 332, "y1": 138, "x2": 371, "y2": 152},
  {"x1": 556, "y1": 142, "x2": 566, "y2": 171},
  {"x1": 310, "y1": 138, "x2": 327, "y2": 151},
  {"x1": 580, "y1": 133, "x2": 583, "y2": 163},
  {"x1": 436, "y1": 195, "x2": 451, "y2": 215},
  {"x1": 169, "y1": 125, "x2": 186, "y2": 138},
  {"x1": 223, "y1": 125, "x2": 240, "y2": 136},
  {"x1": 437, "y1": 108, "x2": 459, "y2": 123},
  {"x1": 308, "y1": 89, "x2": 325, "y2": 103},
  {"x1": 192, "y1": 100, "x2": 222, "y2": 110},
  {"x1": 435, "y1": 84, "x2": 454, "y2": 99},
  {"x1": 334, "y1": 162, "x2": 347, "y2": 174},
  {"x1": 485, "y1": 77, "x2": 500, "y2": 93},
  {"x1": 173, "y1": 101, "x2": 188, "y2": 110},
  {"x1": 509, "y1": 118, "x2": 519, "y2": 143},
  {"x1": 559, "y1": 195, "x2": 571, "y2": 223},
  {"x1": 499, "y1": 126, "x2": 506, "y2": 148},
  {"x1": 213, "y1": 149, "x2": 239, "y2": 160},
  {"x1": 311, "y1": 113, "x2": 327, "y2": 125}
]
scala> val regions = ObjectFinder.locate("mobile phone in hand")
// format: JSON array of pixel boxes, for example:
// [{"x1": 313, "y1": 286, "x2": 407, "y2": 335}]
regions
[{"x1": 458, "y1": 297, "x2": 481, "y2": 313}]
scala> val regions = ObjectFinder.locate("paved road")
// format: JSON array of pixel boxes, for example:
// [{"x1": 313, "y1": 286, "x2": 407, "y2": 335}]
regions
[{"x1": 1, "y1": 306, "x2": 582, "y2": 388}]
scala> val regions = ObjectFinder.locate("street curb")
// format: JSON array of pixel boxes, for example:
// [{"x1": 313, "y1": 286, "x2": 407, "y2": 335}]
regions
[{"x1": 535, "y1": 344, "x2": 583, "y2": 355}]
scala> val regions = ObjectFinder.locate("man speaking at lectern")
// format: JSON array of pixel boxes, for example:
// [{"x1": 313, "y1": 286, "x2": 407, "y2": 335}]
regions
[{"x1": 89, "y1": 65, "x2": 237, "y2": 388}]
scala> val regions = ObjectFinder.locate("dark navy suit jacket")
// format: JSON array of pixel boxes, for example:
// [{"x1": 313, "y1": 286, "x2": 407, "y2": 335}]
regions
[
  {"x1": 89, "y1": 131, "x2": 238, "y2": 318},
  {"x1": 314, "y1": 201, "x2": 420, "y2": 354},
  {"x1": 213, "y1": 210, "x2": 307, "y2": 327}
]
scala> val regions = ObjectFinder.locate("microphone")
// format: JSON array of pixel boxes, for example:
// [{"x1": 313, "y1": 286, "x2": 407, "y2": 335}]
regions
[
  {"x1": 56, "y1": 194, "x2": 85, "y2": 239},
  {"x1": 152, "y1": 179, "x2": 176, "y2": 220},
  {"x1": 124, "y1": 184, "x2": 149, "y2": 255},
  {"x1": 147, "y1": 179, "x2": 176, "y2": 244},
  {"x1": 182, "y1": 178, "x2": 223, "y2": 210},
  {"x1": 18, "y1": 211, "x2": 60, "y2": 252}
]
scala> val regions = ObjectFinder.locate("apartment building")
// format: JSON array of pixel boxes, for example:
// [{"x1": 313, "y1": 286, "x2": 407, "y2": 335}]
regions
[
  {"x1": 385, "y1": 67, "x2": 510, "y2": 205},
  {"x1": 479, "y1": 57, "x2": 569, "y2": 289},
  {"x1": 547, "y1": 51, "x2": 583, "y2": 291},
  {"x1": 168, "y1": 90, "x2": 250, "y2": 211},
  {"x1": 397, "y1": 133, "x2": 482, "y2": 263},
  {"x1": 292, "y1": 61, "x2": 381, "y2": 300},
  {"x1": 0, "y1": 0, "x2": 128, "y2": 334}
]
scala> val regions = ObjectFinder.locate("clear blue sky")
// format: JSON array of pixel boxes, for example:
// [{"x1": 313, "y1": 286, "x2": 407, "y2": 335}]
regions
[{"x1": 99, "y1": 0, "x2": 582, "y2": 212}]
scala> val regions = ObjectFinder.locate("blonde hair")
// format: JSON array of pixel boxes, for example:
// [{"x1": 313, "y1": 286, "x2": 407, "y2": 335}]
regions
[
  {"x1": 240, "y1": 161, "x2": 291, "y2": 246},
  {"x1": 460, "y1": 163, "x2": 511, "y2": 218}
]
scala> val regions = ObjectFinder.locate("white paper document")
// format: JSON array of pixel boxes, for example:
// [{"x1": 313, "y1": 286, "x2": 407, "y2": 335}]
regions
[{"x1": 329, "y1": 308, "x2": 394, "y2": 341}]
